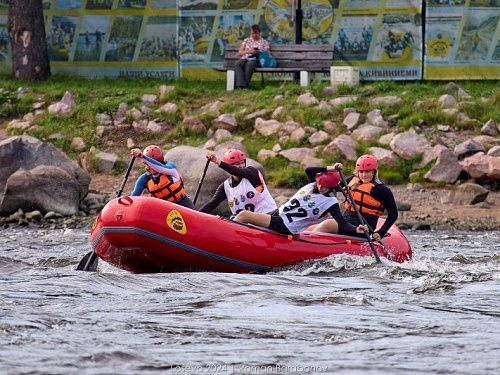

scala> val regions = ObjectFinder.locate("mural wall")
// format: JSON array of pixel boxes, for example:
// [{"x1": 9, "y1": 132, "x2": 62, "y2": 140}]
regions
[
  {"x1": 0, "y1": 0, "x2": 179, "y2": 78},
  {"x1": 425, "y1": 0, "x2": 500, "y2": 79},
  {"x1": 0, "y1": 0, "x2": 498, "y2": 80},
  {"x1": 178, "y1": 0, "x2": 423, "y2": 80}
]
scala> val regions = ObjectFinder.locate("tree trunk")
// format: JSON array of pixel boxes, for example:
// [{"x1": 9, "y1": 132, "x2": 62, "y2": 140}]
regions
[{"x1": 8, "y1": 0, "x2": 50, "y2": 80}]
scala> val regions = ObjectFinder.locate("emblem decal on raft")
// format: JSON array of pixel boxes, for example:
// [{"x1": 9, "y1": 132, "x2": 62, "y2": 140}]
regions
[{"x1": 166, "y1": 210, "x2": 187, "y2": 235}]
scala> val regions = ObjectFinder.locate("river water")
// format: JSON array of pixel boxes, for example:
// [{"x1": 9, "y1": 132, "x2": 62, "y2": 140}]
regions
[{"x1": 0, "y1": 227, "x2": 499, "y2": 374}]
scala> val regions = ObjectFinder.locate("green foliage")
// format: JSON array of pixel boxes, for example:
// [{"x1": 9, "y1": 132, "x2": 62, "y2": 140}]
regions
[
  {"x1": 265, "y1": 159, "x2": 308, "y2": 188},
  {"x1": 112, "y1": 158, "x2": 126, "y2": 175},
  {"x1": 379, "y1": 155, "x2": 423, "y2": 185}
]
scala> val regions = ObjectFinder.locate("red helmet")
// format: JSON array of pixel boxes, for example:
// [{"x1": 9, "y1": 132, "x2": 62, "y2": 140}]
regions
[
  {"x1": 356, "y1": 154, "x2": 378, "y2": 171},
  {"x1": 223, "y1": 149, "x2": 246, "y2": 165},
  {"x1": 315, "y1": 171, "x2": 341, "y2": 188},
  {"x1": 143, "y1": 145, "x2": 164, "y2": 162}
]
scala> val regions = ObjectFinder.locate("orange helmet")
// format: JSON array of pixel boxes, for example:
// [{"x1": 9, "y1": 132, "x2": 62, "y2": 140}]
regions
[
  {"x1": 315, "y1": 171, "x2": 340, "y2": 188},
  {"x1": 356, "y1": 155, "x2": 378, "y2": 171},
  {"x1": 223, "y1": 149, "x2": 246, "y2": 165},
  {"x1": 143, "y1": 145, "x2": 164, "y2": 162}
]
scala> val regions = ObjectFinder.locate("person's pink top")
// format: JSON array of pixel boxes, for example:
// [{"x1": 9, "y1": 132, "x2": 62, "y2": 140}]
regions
[{"x1": 241, "y1": 37, "x2": 269, "y2": 59}]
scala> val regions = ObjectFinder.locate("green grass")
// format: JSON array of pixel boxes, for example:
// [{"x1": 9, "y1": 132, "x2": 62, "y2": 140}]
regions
[{"x1": 1, "y1": 74, "x2": 498, "y2": 188}]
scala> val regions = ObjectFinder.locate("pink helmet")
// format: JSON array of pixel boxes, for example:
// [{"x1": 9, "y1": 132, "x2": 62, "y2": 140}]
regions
[
  {"x1": 223, "y1": 149, "x2": 246, "y2": 165},
  {"x1": 356, "y1": 154, "x2": 378, "y2": 171},
  {"x1": 315, "y1": 171, "x2": 341, "y2": 188},
  {"x1": 143, "y1": 145, "x2": 164, "y2": 162}
]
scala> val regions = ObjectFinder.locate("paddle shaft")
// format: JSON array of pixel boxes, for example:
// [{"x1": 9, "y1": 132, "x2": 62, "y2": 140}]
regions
[
  {"x1": 81, "y1": 156, "x2": 136, "y2": 271},
  {"x1": 339, "y1": 170, "x2": 381, "y2": 263},
  {"x1": 193, "y1": 159, "x2": 210, "y2": 206}
]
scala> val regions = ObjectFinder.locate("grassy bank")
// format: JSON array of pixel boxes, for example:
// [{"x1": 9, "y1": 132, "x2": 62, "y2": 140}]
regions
[{"x1": 1, "y1": 74, "x2": 499, "y2": 188}]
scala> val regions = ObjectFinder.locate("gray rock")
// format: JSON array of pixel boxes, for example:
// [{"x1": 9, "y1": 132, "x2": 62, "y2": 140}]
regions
[
  {"x1": 481, "y1": 119, "x2": 498, "y2": 137},
  {"x1": 181, "y1": 116, "x2": 206, "y2": 134},
  {"x1": 25, "y1": 210, "x2": 42, "y2": 221},
  {"x1": 461, "y1": 153, "x2": 500, "y2": 180},
  {"x1": 329, "y1": 96, "x2": 357, "y2": 107},
  {"x1": 366, "y1": 109, "x2": 387, "y2": 127},
  {"x1": 257, "y1": 149, "x2": 277, "y2": 162},
  {"x1": 159, "y1": 102, "x2": 178, "y2": 113},
  {"x1": 323, "y1": 121, "x2": 337, "y2": 134},
  {"x1": 322, "y1": 86, "x2": 337, "y2": 96},
  {"x1": 471, "y1": 135, "x2": 500, "y2": 152},
  {"x1": 0, "y1": 166, "x2": 82, "y2": 216},
  {"x1": 351, "y1": 125, "x2": 384, "y2": 142},
  {"x1": 438, "y1": 94, "x2": 457, "y2": 109},
  {"x1": 213, "y1": 113, "x2": 237, "y2": 131},
  {"x1": 213, "y1": 128, "x2": 232, "y2": 142},
  {"x1": 272, "y1": 106, "x2": 285, "y2": 119},
  {"x1": 297, "y1": 92, "x2": 318, "y2": 106},
  {"x1": 487, "y1": 145, "x2": 500, "y2": 157},
  {"x1": 378, "y1": 132, "x2": 396, "y2": 146},
  {"x1": 70, "y1": 137, "x2": 86, "y2": 152},
  {"x1": 440, "y1": 183, "x2": 489, "y2": 205},
  {"x1": 244, "y1": 109, "x2": 270, "y2": 121},
  {"x1": 308, "y1": 131, "x2": 330, "y2": 145},
  {"x1": 444, "y1": 82, "x2": 461, "y2": 95},
  {"x1": 141, "y1": 94, "x2": 158, "y2": 104},
  {"x1": 424, "y1": 148, "x2": 462, "y2": 184},
  {"x1": 0, "y1": 136, "x2": 90, "y2": 213},
  {"x1": 368, "y1": 147, "x2": 399, "y2": 167},
  {"x1": 454, "y1": 139, "x2": 484, "y2": 159},
  {"x1": 396, "y1": 202, "x2": 411, "y2": 211},
  {"x1": 95, "y1": 151, "x2": 118, "y2": 174},
  {"x1": 343, "y1": 112, "x2": 365, "y2": 131},
  {"x1": 324, "y1": 134, "x2": 358, "y2": 161},
  {"x1": 254, "y1": 118, "x2": 281, "y2": 136},
  {"x1": 370, "y1": 96, "x2": 403, "y2": 107},
  {"x1": 390, "y1": 129, "x2": 431, "y2": 160}
]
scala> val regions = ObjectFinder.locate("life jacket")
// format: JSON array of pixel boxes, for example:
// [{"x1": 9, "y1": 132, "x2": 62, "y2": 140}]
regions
[
  {"x1": 223, "y1": 171, "x2": 277, "y2": 215},
  {"x1": 147, "y1": 174, "x2": 186, "y2": 202},
  {"x1": 344, "y1": 177, "x2": 385, "y2": 217}
]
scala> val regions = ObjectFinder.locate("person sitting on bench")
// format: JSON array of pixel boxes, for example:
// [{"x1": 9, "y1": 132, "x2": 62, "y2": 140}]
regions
[{"x1": 235, "y1": 24, "x2": 269, "y2": 89}]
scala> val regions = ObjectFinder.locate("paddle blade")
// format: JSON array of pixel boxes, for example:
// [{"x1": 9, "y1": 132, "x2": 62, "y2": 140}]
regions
[{"x1": 76, "y1": 251, "x2": 99, "y2": 272}]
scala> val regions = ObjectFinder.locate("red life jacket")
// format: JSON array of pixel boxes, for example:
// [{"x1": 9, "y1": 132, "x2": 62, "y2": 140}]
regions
[
  {"x1": 147, "y1": 174, "x2": 186, "y2": 202},
  {"x1": 344, "y1": 177, "x2": 385, "y2": 217}
]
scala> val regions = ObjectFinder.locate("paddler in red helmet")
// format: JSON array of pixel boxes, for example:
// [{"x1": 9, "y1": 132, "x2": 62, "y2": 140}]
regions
[
  {"x1": 199, "y1": 149, "x2": 277, "y2": 215},
  {"x1": 234, "y1": 166, "x2": 367, "y2": 236},
  {"x1": 323, "y1": 155, "x2": 398, "y2": 241},
  {"x1": 130, "y1": 145, "x2": 194, "y2": 209}
]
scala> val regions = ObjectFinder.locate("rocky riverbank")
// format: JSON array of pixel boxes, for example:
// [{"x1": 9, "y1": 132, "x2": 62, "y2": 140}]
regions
[{"x1": 0, "y1": 78, "x2": 499, "y2": 231}]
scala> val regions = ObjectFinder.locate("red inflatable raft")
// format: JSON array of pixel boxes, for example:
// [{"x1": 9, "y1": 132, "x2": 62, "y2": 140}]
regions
[{"x1": 91, "y1": 196, "x2": 412, "y2": 273}]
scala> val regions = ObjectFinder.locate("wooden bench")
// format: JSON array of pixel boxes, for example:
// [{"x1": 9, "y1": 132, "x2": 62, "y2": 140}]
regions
[{"x1": 219, "y1": 44, "x2": 334, "y2": 91}]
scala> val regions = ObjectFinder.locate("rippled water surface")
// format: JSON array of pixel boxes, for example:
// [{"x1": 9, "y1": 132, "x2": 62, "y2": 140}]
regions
[{"x1": 1, "y1": 227, "x2": 499, "y2": 374}]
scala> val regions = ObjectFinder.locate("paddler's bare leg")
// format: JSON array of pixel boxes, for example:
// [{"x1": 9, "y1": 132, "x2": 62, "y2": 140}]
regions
[
  {"x1": 234, "y1": 211, "x2": 272, "y2": 228},
  {"x1": 313, "y1": 219, "x2": 339, "y2": 233}
]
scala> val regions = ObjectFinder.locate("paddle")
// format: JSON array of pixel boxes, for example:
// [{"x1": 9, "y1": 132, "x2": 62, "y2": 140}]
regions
[
  {"x1": 193, "y1": 159, "x2": 210, "y2": 207},
  {"x1": 76, "y1": 156, "x2": 136, "y2": 271},
  {"x1": 338, "y1": 169, "x2": 382, "y2": 263}
]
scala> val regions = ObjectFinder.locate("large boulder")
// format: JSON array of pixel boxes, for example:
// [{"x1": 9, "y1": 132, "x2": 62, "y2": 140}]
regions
[
  {"x1": 461, "y1": 153, "x2": 500, "y2": 181},
  {"x1": 440, "y1": 183, "x2": 489, "y2": 205},
  {"x1": 324, "y1": 134, "x2": 358, "y2": 161},
  {"x1": 164, "y1": 145, "x2": 265, "y2": 215},
  {"x1": 390, "y1": 129, "x2": 431, "y2": 160},
  {"x1": 0, "y1": 166, "x2": 82, "y2": 215},
  {"x1": 424, "y1": 148, "x2": 462, "y2": 184},
  {"x1": 0, "y1": 136, "x2": 90, "y2": 215}
]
